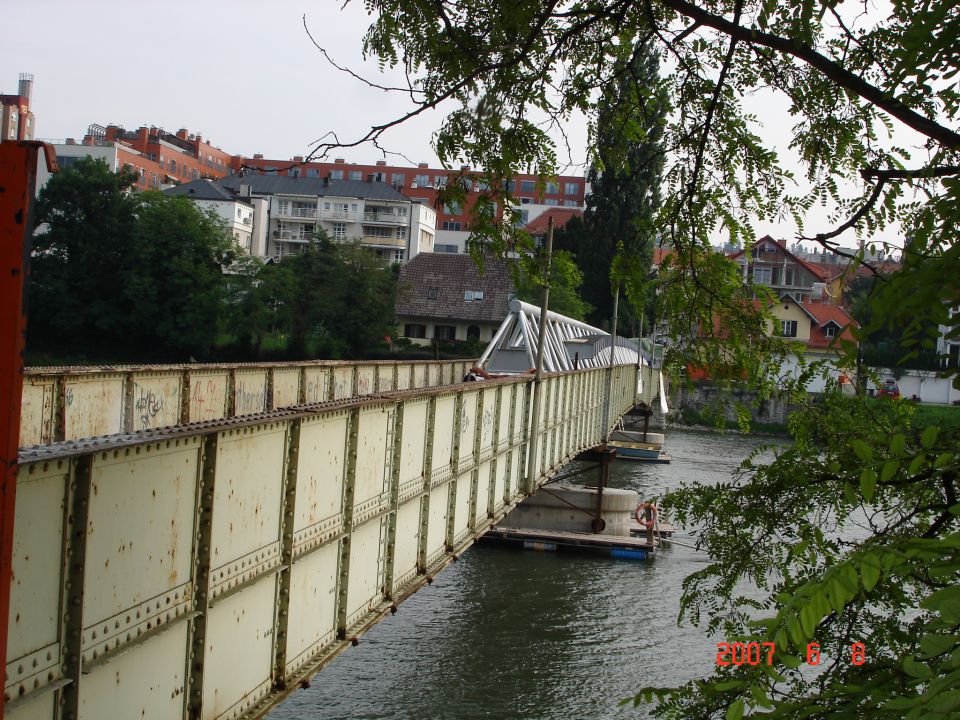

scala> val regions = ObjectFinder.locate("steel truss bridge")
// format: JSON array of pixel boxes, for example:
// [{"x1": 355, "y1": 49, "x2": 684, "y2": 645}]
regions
[{"x1": 7, "y1": 358, "x2": 659, "y2": 720}]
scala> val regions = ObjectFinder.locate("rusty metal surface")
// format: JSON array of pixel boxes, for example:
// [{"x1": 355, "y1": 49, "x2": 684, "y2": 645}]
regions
[
  {"x1": 19, "y1": 360, "x2": 475, "y2": 447},
  {"x1": 5, "y1": 364, "x2": 642, "y2": 720}
]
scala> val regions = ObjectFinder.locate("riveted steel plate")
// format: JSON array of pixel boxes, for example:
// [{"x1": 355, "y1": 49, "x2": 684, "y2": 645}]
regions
[
  {"x1": 412, "y1": 364, "x2": 427, "y2": 389},
  {"x1": 424, "y1": 485, "x2": 449, "y2": 567},
  {"x1": 78, "y1": 621, "x2": 187, "y2": 720},
  {"x1": 5, "y1": 461, "x2": 68, "y2": 702},
  {"x1": 474, "y1": 461, "x2": 492, "y2": 526},
  {"x1": 130, "y1": 372, "x2": 183, "y2": 432},
  {"x1": 352, "y1": 407, "x2": 392, "y2": 523},
  {"x1": 209, "y1": 426, "x2": 285, "y2": 586},
  {"x1": 452, "y1": 470, "x2": 473, "y2": 543},
  {"x1": 331, "y1": 367, "x2": 354, "y2": 400},
  {"x1": 234, "y1": 370, "x2": 268, "y2": 416},
  {"x1": 203, "y1": 574, "x2": 276, "y2": 720},
  {"x1": 82, "y1": 441, "x2": 200, "y2": 661},
  {"x1": 395, "y1": 364, "x2": 412, "y2": 391},
  {"x1": 292, "y1": 413, "x2": 349, "y2": 558},
  {"x1": 187, "y1": 371, "x2": 229, "y2": 423},
  {"x1": 457, "y1": 391, "x2": 478, "y2": 467},
  {"x1": 430, "y1": 396, "x2": 456, "y2": 477},
  {"x1": 376, "y1": 364, "x2": 394, "y2": 392},
  {"x1": 344, "y1": 517, "x2": 386, "y2": 630},
  {"x1": 355, "y1": 365, "x2": 376, "y2": 397},
  {"x1": 302, "y1": 367, "x2": 329, "y2": 404},
  {"x1": 391, "y1": 499, "x2": 422, "y2": 595},
  {"x1": 284, "y1": 542, "x2": 340, "y2": 675},
  {"x1": 396, "y1": 400, "x2": 428, "y2": 503},
  {"x1": 19, "y1": 378, "x2": 56, "y2": 446},
  {"x1": 64, "y1": 373, "x2": 125, "y2": 440},
  {"x1": 271, "y1": 368, "x2": 301, "y2": 410},
  {"x1": 6, "y1": 688, "x2": 56, "y2": 719}
]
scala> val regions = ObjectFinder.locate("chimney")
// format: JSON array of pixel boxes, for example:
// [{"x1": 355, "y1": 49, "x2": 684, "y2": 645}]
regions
[
  {"x1": 418, "y1": 162, "x2": 428, "y2": 168},
  {"x1": 66, "y1": 138, "x2": 76, "y2": 145},
  {"x1": 292, "y1": 155, "x2": 303, "y2": 162},
  {"x1": 195, "y1": 133, "x2": 202, "y2": 144},
  {"x1": 376, "y1": 160, "x2": 387, "y2": 166},
  {"x1": 239, "y1": 184, "x2": 252, "y2": 198},
  {"x1": 334, "y1": 158, "x2": 346, "y2": 164},
  {"x1": 176, "y1": 129, "x2": 188, "y2": 140},
  {"x1": 253, "y1": 153, "x2": 263, "y2": 160},
  {"x1": 18, "y1": 73, "x2": 33, "y2": 102}
]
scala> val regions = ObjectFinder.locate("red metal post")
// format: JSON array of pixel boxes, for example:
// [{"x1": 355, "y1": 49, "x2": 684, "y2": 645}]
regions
[{"x1": 0, "y1": 142, "x2": 54, "y2": 719}]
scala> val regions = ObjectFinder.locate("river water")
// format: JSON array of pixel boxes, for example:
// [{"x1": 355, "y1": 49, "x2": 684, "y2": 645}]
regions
[{"x1": 269, "y1": 430, "x2": 781, "y2": 720}]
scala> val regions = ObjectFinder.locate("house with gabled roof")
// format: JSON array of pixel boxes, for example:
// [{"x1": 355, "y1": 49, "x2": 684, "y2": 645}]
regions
[
  {"x1": 394, "y1": 253, "x2": 515, "y2": 345},
  {"x1": 728, "y1": 235, "x2": 838, "y2": 304}
]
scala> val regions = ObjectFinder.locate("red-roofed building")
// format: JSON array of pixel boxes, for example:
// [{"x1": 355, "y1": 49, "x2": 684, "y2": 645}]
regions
[
  {"x1": 523, "y1": 207, "x2": 581, "y2": 245},
  {"x1": 728, "y1": 235, "x2": 838, "y2": 304}
]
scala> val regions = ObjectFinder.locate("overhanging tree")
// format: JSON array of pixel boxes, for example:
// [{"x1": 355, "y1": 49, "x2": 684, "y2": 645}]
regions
[{"x1": 314, "y1": 0, "x2": 960, "y2": 716}]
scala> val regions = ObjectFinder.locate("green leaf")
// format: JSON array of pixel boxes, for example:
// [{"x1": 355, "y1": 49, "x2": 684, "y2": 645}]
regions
[
  {"x1": 843, "y1": 482, "x2": 858, "y2": 504},
  {"x1": 921, "y1": 425, "x2": 939, "y2": 449},
  {"x1": 890, "y1": 434, "x2": 907, "y2": 455},
  {"x1": 851, "y1": 439, "x2": 873, "y2": 462},
  {"x1": 908, "y1": 454, "x2": 926, "y2": 475},
  {"x1": 919, "y1": 633, "x2": 956, "y2": 659},
  {"x1": 860, "y1": 468, "x2": 877, "y2": 501},
  {"x1": 751, "y1": 684, "x2": 773, "y2": 709},
  {"x1": 903, "y1": 656, "x2": 933, "y2": 679},
  {"x1": 860, "y1": 555, "x2": 881, "y2": 591},
  {"x1": 880, "y1": 459, "x2": 899, "y2": 483},
  {"x1": 934, "y1": 452, "x2": 954, "y2": 469},
  {"x1": 726, "y1": 698, "x2": 745, "y2": 720}
]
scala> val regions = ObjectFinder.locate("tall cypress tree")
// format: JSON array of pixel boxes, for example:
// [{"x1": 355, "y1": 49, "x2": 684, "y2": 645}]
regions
[{"x1": 555, "y1": 38, "x2": 667, "y2": 330}]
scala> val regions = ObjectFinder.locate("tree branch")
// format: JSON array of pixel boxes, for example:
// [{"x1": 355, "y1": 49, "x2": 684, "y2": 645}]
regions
[
  {"x1": 660, "y1": 0, "x2": 960, "y2": 150},
  {"x1": 860, "y1": 165, "x2": 960, "y2": 181}
]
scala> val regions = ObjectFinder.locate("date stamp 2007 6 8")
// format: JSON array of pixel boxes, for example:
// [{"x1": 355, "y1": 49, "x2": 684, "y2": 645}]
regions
[{"x1": 716, "y1": 642, "x2": 866, "y2": 667}]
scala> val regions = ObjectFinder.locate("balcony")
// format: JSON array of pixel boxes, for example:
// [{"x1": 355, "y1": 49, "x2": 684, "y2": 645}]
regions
[
  {"x1": 360, "y1": 236, "x2": 406, "y2": 248},
  {"x1": 362, "y1": 210, "x2": 406, "y2": 224},
  {"x1": 273, "y1": 230, "x2": 312, "y2": 243},
  {"x1": 276, "y1": 205, "x2": 317, "y2": 219},
  {"x1": 328, "y1": 211, "x2": 352, "y2": 220}
]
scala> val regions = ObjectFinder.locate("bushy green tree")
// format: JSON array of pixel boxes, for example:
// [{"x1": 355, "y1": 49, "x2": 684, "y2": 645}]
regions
[
  {"x1": 340, "y1": 0, "x2": 960, "y2": 715},
  {"x1": 516, "y1": 248, "x2": 592, "y2": 320},
  {"x1": 30, "y1": 159, "x2": 236, "y2": 360}
]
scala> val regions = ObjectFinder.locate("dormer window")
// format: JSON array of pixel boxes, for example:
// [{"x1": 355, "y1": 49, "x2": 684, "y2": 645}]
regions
[
  {"x1": 427, "y1": 287, "x2": 439, "y2": 300},
  {"x1": 464, "y1": 290, "x2": 484, "y2": 302},
  {"x1": 824, "y1": 326, "x2": 837, "y2": 338}
]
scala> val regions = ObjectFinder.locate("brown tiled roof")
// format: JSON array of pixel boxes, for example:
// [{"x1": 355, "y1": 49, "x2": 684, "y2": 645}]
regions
[
  {"x1": 524, "y1": 208, "x2": 581, "y2": 236},
  {"x1": 803, "y1": 302, "x2": 859, "y2": 349},
  {"x1": 395, "y1": 253, "x2": 515, "y2": 323}
]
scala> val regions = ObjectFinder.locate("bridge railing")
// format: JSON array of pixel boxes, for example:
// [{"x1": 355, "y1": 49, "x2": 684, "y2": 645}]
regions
[
  {"x1": 19, "y1": 360, "x2": 472, "y2": 447},
  {"x1": 7, "y1": 363, "x2": 647, "y2": 720}
]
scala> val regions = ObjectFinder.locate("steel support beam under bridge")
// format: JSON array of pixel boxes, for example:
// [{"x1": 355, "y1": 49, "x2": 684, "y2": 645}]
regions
[{"x1": 6, "y1": 363, "x2": 654, "y2": 720}]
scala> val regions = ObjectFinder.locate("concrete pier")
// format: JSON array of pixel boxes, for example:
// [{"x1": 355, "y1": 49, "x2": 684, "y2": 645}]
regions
[{"x1": 498, "y1": 485, "x2": 638, "y2": 536}]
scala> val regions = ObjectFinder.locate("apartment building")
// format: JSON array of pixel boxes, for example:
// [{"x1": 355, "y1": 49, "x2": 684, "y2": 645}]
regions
[
  {"x1": 165, "y1": 180, "x2": 260, "y2": 254},
  {"x1": 233, "y1": 155, "x2": 587, "y2": 254},
  {"x1": 0, "y1": 73, "x2": 36, "y2": 143},
  {"x1": 214, "y1": 174, "x2": 436, "y2": 262}
]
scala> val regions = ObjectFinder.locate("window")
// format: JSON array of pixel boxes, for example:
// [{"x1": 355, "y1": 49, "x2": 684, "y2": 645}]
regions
[
  {"x1": 333, "y1": 222, "x2": 347, "y2": 239},
  {"x1": 784, "y1": 266, "x2": 795, "y2": 286},
  {"x1": 545, "y1": 182, "x2": 559, "y2": 194},
  {"x1": 435, "y1": 244, "x2": 459, "y2": 253},
  {"x1": 289, "y1": 167, "x2": 300, "y2": 178},
  {"x1": 393, "y1": 250, "x2": 404, "y2": 263},
  {"x1": 349, "y1": 170, "x2": 362, "y2": 181},
  {"x1": 427, "y1": 287, "x2": 439, "y2": 300},
  {"x1": 443, "y1": 202, "x2": 461, "y2": 215},
  {"x1": 563, "y1": 200, "x2": 579, "y2": 207},
  {"x1": 464, "y1": 291, "x2": 484, "y2": 302},
  {"x1": 824, "y1": 325, "x2": 837, "y2": 338},
  {"x1": 520, "y1": 180, "x2": 536, "y2": 193},
  {"x1": 545, "y1": 198, "x2": 559, "y2": 206},
  {"x1": 330, "y1": 170, "x2": 344, "y2": 180},
  {"x1": 753, "y1": 266, "x2": 772, "y2": 285},
  {"x1": 779, "y1": 320, "x2": 798, "y2": 337},
  {"x1": 467, "y1": 325, "x2": 481, "y2": 341},
  {"x1": 442, "y1": 221, "x2": 462, "y2": 231},
  {"x1": 564, "y1": 182, "x2": 580, "y2": 195},
  {"x1": 277, "y1": 200, "x2": 289, "y2": 214},
  {"x1": 435, "y1": 175, "x2": 448, "y2": 187},
  {"x1": 391, "y1": 173, "x2": 405, "y2": 187},
  {"x1": 404, "y1": 323, "x2": 426, "y2": 338},
  {"x1": 415, "y1": 174, "x2": 429, "y2": 186},
  {"x1": 395, "y1": 227, "x2": 406, "y2": 239},
  {"x1": 306, "y1": 168, "x2": 320, "y2": 178},
  {"x1": 434, "y1": 325, "x2": 457, "y2": 340}
]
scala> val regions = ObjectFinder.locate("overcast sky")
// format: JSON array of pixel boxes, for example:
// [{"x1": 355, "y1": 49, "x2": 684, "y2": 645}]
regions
[
  {"x1": 5, "y1": 0, "x2": 913, "y2": 251},
  {"x1": 2, "y1": 1, "x2": 473, "y2": 165}
]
